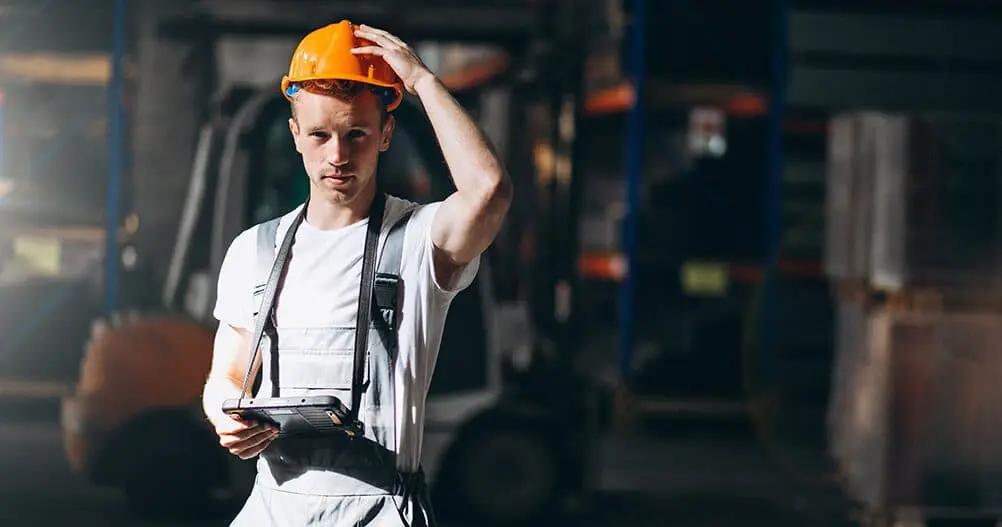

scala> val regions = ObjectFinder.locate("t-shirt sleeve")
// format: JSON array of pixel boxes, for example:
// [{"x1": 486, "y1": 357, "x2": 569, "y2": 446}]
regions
[
  {"x1": 409, "y1": 202, "x2": 480, "y2": 299},
  {"x1": 212, "y1": 227, "x2": 256, "y2": 330},
  {"x1": 401, "y1": 201, "x2": 482, "y2": 397}
]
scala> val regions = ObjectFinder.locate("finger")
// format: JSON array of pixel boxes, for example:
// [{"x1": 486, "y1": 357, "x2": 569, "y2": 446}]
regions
[
  {"x1": 225, "y1": 426, "x2": 278, "y2": 453},
  {"x1": 231, "y1": 430, "x2": 278, "y2": 459},
  {"x1": 218, "y1": 417, "x2": 257, "y2": 433},
  {"x1": 229, "y1": 433, "x2": 273, "y2": 458},
  {"x1": 219, "y1": 424, "x2": 275, "y2": 448},
  {"x1": 236, "y1": 434, "x2": 280, "y2": 462},
  {"x1": 217, "y1": 422, "x2": 265, "y2": 442},
  {"x1": 354, "y1": 28, "x2": 399, "y2": 50},
  {"x1": 220, "y1": 410, "x2": 256, "y2": 426},
  {"x1": 350, "y1": 46, "x2": 386, "y2": 56},
  {"x1": 359, "y1": 24, "x2": 407, "y2": 48},
  {"x1": 238, "y1": 423, "x2": 278, "y2": 441},
  {"x1": 235, "y1": 437, "x2": 273, "y2": 460}
]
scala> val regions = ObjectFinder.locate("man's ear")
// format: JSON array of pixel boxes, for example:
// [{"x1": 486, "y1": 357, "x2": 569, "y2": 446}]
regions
[
  {"x1": 379, "y1": 114, "x2": 395, "y2": 152},
  {"x1": 288, "y1": 117, "x2": 301, "y2": 153}
]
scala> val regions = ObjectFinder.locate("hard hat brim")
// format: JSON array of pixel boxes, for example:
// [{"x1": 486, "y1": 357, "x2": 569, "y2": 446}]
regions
[{"x1": 281, "y1": 75, "x2": 403, "y2": 112}]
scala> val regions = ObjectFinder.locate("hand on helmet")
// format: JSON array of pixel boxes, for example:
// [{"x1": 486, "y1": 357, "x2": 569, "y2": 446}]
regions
[{"x1": 352, "y1": 25, "x2": 434, "y2": 95}]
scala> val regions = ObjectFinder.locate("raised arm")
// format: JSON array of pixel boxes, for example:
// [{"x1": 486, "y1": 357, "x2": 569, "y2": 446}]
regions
[
  {"x1": 412, "y1": 74, "x2": 513, "y2": 281},
  {"x1": 353, "y1": 25, "x2": 513, "y2": 287}
]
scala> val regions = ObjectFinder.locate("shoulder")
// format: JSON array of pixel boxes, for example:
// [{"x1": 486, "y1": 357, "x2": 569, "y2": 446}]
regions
[
  {"x1": 222, "y1": 205, "x2": 303, "y2": 263},
  {"x1": 272, "y1": 203, "x2": 306, "y2": 242},
  {"x1": 384, "y1": 194, "x2": 422, "y2": 226},
  {"x1": 384, "y1": 194, "x2": 441, "y2": 232},
  {"x1": 222, "y1": 226, "x2": 256, "y2": 260},
  {"x1": 382, "y1": 195, "x2": 441, "y2": 268}
]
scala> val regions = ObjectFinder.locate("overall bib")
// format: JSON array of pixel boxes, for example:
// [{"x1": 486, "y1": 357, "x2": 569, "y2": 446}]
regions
[{"x1": 230, "y1": 195, "x2": 435, "y2": 527}]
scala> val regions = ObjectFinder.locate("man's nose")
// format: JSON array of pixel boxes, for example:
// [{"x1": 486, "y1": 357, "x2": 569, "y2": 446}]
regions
[{"x1": 326, "y1": 138, "x2": 349, "y2": 166}]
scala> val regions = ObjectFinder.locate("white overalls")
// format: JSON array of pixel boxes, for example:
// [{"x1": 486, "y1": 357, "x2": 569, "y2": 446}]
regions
[{"x1": 230, "y1": 195, "x2": 436, "y2": 527}]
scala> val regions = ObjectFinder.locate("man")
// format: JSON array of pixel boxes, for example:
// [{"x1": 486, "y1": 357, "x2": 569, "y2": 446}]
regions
[{"x1": 201, "y1": 20, "x2": 512, "y2": 526}]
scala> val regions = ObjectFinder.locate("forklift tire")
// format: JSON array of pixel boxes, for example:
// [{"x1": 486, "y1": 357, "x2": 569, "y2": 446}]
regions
[
  {"x1": 123, "y1": 456, "x2": 214, "y2": 520},
  {"x1": 108, "y1": 410, "x2": 224, "y2": 519},
  {"x1": 448, "y1": 423, "x2": 561, "y2": 525}
]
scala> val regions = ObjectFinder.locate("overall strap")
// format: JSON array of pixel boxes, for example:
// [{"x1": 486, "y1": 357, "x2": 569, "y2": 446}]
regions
[
  {"x1": 370, "y1": 207, "x2": 413, "y2": 341},
  {"x1": 253, "y1": 218, "x2": 281, "y2": 302},
  {"x1": 348, "y1": 192, "x2": 387, "y2": 425},
  {"x1": 377, "y1": 207, "x2": 413, "y2": 276},
  {"x1": 238, "y1": 202, "x2": 307, "y2": 403}
]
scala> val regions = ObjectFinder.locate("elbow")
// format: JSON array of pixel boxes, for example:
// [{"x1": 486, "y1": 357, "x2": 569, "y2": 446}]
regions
[
  {"x1": 454, "y1": 168, "x2": 513, "y2": 222},
  {"x1": 480, "y1": 170, "x2": 513, "y2": 215}
]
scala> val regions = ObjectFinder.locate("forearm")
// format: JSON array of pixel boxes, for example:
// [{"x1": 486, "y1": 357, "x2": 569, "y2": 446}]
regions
[
  {"x1": 202, "y1": 375, "x2": 244, "y2": 427},
  {"x1": 413, "y1": 74, "x2": 509, "y2": 198},
  {"x1": 203, "y1": 323, "x2": 257, "y2": 426}
]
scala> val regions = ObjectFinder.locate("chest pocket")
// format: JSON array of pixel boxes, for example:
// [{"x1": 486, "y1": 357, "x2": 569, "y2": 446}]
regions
[{"x1": 271, "y1": 326, "x2": 368, "y2": 395}]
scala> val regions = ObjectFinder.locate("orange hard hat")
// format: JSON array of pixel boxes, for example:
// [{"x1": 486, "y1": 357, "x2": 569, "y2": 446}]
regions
[{"x1": 281, "y1": 20, "x2": 404, "y2": 111}]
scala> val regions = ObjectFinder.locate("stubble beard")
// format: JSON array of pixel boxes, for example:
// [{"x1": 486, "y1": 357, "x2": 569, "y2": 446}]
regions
[{"x1": 311, "y1": 172, "x2": 376, "y2": 208}]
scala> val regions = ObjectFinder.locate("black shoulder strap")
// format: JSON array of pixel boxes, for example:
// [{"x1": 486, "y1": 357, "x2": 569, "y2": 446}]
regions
[
  {"x1": 237, "y1": 202, "x2": 307, "y2": 403},
  {"x1": 348, "y1": 192, "x2": 386, "y2": 424}
]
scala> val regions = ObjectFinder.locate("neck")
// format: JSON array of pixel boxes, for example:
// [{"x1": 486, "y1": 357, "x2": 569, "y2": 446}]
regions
[{"x1": 305, "y1": 183, "x2": 378, "y2": 230}]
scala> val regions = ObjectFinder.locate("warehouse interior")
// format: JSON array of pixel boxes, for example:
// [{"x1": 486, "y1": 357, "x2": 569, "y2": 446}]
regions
[{"x1": 2, "y1": 0, "x2": 1002, "y2": 526}]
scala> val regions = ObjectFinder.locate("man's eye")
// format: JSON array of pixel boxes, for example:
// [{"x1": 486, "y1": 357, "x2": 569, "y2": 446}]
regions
[
  {"x1": 310, "y1": 131, "x2": 329, "y2": 139},
  {"x1": 347, "y1": 130, "x2": 367, "y2": 140}
]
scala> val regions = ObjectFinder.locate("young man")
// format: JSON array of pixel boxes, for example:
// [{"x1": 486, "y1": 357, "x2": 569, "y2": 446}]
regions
[{"x1": 201, "y1": 20, "x2": 512, "y2": 526}]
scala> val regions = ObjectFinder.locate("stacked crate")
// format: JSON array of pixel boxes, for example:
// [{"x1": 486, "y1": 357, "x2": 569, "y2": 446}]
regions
[
  {"x1": 825, "y1": 112, "x2": 1002, "y2": 295},
  {"x1": 824, "y1": 111, "x2": 1002, "y2": 523}
]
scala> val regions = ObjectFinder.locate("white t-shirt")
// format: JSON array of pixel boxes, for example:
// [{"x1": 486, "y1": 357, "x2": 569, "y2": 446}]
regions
[{"x1": 213, "y1": 195, "x2": 479, "y2": 470}]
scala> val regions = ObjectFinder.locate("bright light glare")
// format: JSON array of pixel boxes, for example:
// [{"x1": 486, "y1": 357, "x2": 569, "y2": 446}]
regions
[{"x1": 0, "y1": 179, "x2": 12, "y2": 200}]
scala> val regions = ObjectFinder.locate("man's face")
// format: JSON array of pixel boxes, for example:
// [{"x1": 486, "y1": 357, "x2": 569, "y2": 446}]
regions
[{"x1": 288, "y1": 89, "x2": 394, "y2": 206}]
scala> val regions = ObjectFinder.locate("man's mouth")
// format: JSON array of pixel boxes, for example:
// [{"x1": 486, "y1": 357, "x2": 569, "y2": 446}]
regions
[{"x1": 321, "y1": 174, "x2": 354, "y2": 186}]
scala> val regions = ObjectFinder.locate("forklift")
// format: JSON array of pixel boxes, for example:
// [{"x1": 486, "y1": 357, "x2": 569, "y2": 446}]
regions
[{"x1": 58, "y1": 5, "x2": 595, "y2": 523}]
